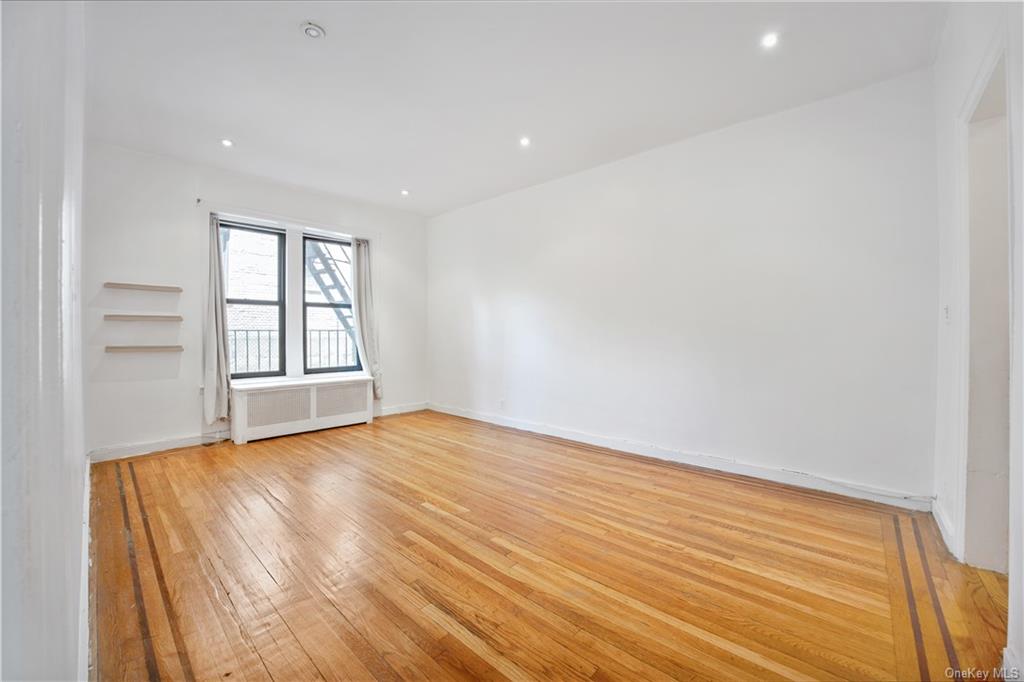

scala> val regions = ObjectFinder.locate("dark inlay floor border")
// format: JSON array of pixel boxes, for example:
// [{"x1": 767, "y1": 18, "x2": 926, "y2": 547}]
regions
[
  {"x1": 128, "y1": 462, "x2": 196, "y2": 682},
  {"x1": 893, "y1": 514, "x2": 931, "y2": 681},
  {"x1": 114, "y1": 463, "x2": 160, "y2": 682},
  {"x1": 913, "y1": 515, "x2": 962, "y2": 673}
]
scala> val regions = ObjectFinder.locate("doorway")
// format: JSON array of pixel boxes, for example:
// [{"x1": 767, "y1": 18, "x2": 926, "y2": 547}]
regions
[{"x1": 964, "y1": 57, "x2": 1010, "y2": 573}]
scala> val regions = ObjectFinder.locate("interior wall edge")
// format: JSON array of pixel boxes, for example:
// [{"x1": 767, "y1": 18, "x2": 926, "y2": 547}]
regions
[
  {"x1": 77, "y1": 457, "x2": 91, "y2": 682},
  {"x1": 932, "y1": 495, "x2": 963, "y2": 560},
  {"x1": 928, "y1": 2, "x2": 1020, "y2": 653},
  {"x1": 426, "y1": 403, "x2": 933, "y2": 512},
  {"x1": 2, "y1": 0, "x2": 87, "y2": 677},
  {"x1": 938, "y1": 14, "x2": 1011, "y2": 584}
]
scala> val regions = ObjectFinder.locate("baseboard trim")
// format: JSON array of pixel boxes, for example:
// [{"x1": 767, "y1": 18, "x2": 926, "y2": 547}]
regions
[
  {"x1": 932, "y1": 498, "x2": 964, "y2": 560},
  {"x1": 89, "y1": 431, "x2": 230, "y2": 463},
  {"x1": 86, "y1": 405, "x2": 431, "y2": 461},
  {"x1": 377, "y1": 401, "x2": 429, "y2": 417},
  {"x1": 89, "y1": 405, "x2": 933, "y2": 510},
  {"x1": 88, "y1": 402, "x2": 430, "y2": 461},
  {"x1": 427, "y1": 403, "x2": 933, "y2": 511},
  {"x1": 1005, "y1": 646, "x2": 1022, "y2": 681}
]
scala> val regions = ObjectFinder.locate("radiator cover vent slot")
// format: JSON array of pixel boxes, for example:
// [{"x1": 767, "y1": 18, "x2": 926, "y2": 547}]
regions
[
  {"x1": 247, "y1": 388, "x2": 311, "y2": 427},
  {"x1": 317, "y1": 382, "x2": 368, "y2": 417}
]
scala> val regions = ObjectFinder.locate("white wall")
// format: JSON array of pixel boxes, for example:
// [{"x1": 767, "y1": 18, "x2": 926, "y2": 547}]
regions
[
  {"x1": 82, "y1": 142, "x2": 428, "y2": 458},
  {"x1": 1010, "y1": 10, "x2": 1024, "y2": 671},
  {"x1": 427, "y1": 69, "x2": 938, "y2": 507},
  {"x1": 965, "y1": 114, "x2": 1009, "y2": 573},
  {"x1": 2, "y1": 2, "x2": 88, "y2": 679},
  {"x1": 930, "y1": 3, "x2": 1023, "y2": 673}
]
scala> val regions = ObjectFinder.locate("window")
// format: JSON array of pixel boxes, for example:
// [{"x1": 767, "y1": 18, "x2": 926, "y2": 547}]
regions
[
  {"x1": 304, "y1": 235, "x2": 361, "y2": 373},
  {"x1": 220, "y1": 221, "x2": 285, "y2": 378},
  {"x1": 217, "y1": 215, "x2": 362, "y2": 379}
]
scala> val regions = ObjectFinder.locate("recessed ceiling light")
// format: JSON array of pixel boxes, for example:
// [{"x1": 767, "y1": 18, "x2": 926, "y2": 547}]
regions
[
  {"x1": 220, "y1": 139, "x2": 233, "y2": 147},
  {"x1": 302, "y1": 21, "x2": 326, "y2": 39},
  {"x1": 761, "y1": 32, "x2": 779, "y2": 49},
  {"x1": 400, "y1": 189, "x2": 410, "y2": 197},
  {"x1": 519, "y1": 136, "x2": 531, "y2": 148}
]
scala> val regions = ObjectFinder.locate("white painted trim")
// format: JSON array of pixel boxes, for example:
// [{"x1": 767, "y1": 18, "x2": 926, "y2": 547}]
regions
[
  {"x1": 89, "y1": 401, "x2": 933, "y2": 511},
  {"x1": 89, "y1": 431, "x2": 229, "y2": 462},
  {"x1": 933, "y1": 497, "x2": 960, "y2": 556},
  {"x1": 87, "y1": 400, "x2": 428, "y2": 459},
  {"x1": 1005, "y1": 645, "x2": 1022, "y2": 681},
  {"x1": 946, "y1": 28, "x2": 1011, "y2": 562},
  {"x1": 231, "y1": 372, "x2": 373, "y2": 391},
  {"x1": 88, "y1": 403, "x2": 429, "y2": 459},
  {"x1": 427, "y1": 403, "x2": 933, "y2": 511},
  {"x1": 950, "y1": 101, "x2": 971, "y2": 559},
  {"x1": 377, "y1": 401, "x2": 429, "y2": 417},
  {"x1": 77, "y1": 456, "x2": 91, "y2": 682}
]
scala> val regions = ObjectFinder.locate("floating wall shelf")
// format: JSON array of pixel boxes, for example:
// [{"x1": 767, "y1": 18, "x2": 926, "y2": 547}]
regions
[
  {"x1": 105, "y1": 345, "x2": 184, "y2": 353},
  {"x1": 104, "y1": 282, "x2": 182, "y2": 293},
  {"x1": 104, "y1": 314, "x2": 183, "y2": 322}
]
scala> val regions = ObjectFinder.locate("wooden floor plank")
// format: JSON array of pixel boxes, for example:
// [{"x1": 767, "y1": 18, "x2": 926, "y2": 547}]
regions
[{"x1": 92, "y1": 411, "x2": 1008, "y2": 681}]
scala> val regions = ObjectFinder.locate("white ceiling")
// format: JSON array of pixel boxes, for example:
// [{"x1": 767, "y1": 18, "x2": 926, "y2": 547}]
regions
[{"x1": 86, "y1": 1, "x2": 948, "y2": 216}]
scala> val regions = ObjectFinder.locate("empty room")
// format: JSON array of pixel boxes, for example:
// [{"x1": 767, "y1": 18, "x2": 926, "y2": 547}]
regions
[{"x1": 2, "y1": 1, "x2": 1022, "y2": 680}]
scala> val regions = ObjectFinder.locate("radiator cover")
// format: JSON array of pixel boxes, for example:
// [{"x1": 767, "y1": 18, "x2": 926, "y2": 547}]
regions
[{"x1": 230, "y1": 376, "x2": 373, "y2": 444}]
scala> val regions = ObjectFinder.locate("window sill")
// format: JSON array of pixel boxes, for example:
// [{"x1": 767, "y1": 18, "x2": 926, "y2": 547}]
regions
[{"x1": 230, "y1": 372, "x2": 372, "y2": 392}]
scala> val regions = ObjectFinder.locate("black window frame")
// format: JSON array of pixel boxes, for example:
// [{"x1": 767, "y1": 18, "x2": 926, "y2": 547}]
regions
[
  {"x1": 219, "y1": 220, "x2": 287, "y2": 379},
  {"x1": 303, "y1": 234, "x2": 362, "y2": 374}
]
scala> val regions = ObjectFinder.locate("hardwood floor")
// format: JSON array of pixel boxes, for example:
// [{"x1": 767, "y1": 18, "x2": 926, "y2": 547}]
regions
[{"x1": 91, "y1": 410, "x2": 1008, "y2": 681}]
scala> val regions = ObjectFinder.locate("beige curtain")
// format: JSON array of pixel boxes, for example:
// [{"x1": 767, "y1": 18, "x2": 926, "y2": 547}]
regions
[
  {"x1": 354, "y1": 238, "x2": 382, "y2": 399},
  {"x1": 203, "y1": 214, "x2": 231, "y2": 423}
]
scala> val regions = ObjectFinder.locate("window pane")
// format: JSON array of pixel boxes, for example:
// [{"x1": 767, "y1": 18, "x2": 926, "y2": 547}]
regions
[
  {"x1": 305, "y1": 238, "x2": 353, "y2": 304},
  {"x1": 222, "y1": 227, "x2": 280, "y2": 301},
  {"x1": 227, "y1": 303, "x2": 281, "y2": 375},
  {"x1": 306, "y1": 306, "x2": 359, "y2": 370}
]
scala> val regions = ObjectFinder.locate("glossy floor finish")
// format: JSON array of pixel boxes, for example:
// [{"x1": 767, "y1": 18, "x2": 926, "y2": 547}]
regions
[{"x1": 91, "y1": 411, "x2": 1008, "y2": 681}]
